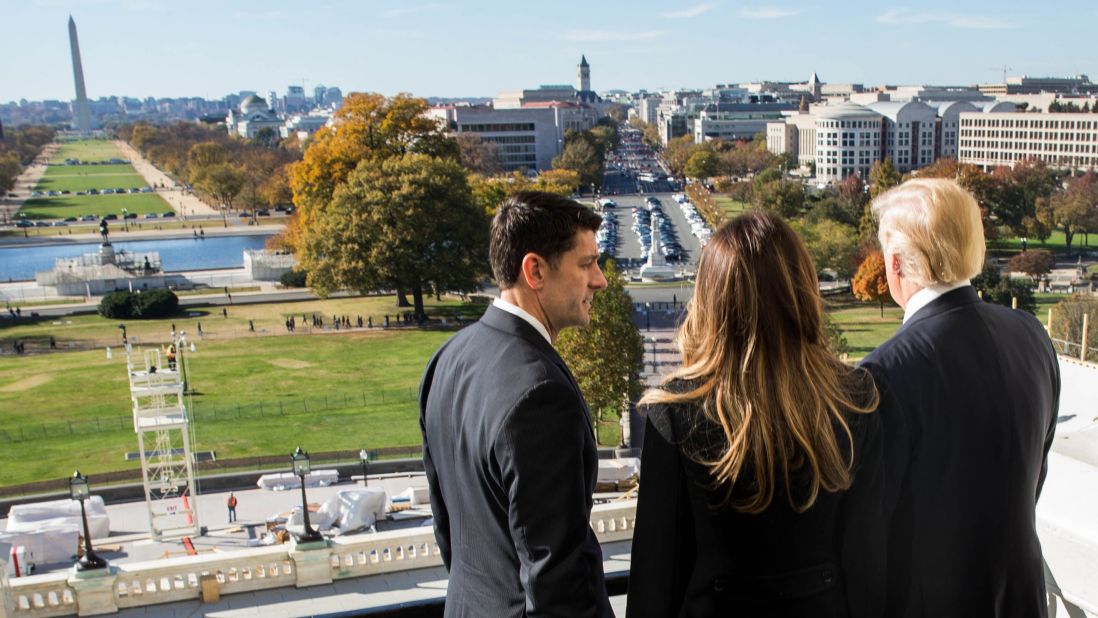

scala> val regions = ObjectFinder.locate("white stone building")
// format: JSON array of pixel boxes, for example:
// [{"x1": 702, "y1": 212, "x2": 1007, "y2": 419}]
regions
[{"x1": 958, "y1": 112, "x2": 1098, "y2": 171}]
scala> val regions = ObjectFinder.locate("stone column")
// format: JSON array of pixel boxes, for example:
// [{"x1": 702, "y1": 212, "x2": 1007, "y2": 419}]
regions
[
  {"x1": 68, "y1": 568, "x2": 117, "y2": 616},
  {"x1": 290, "y1": 540, "x2": 332, "y2": 588}
]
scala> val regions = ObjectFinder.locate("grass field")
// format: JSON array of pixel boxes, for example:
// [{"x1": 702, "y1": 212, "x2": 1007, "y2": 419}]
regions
[
  {"x1": 994, "y1": 230, "x2": 1095, "y2": 255},
  {"x1": 714, "y1": 196, "x2": 749, "y2": 219},
  {"x1": 50, "y1": 140, "x2": 126, "y2": 163},
  {"x1": 0, "y1": 294, "x2": 485, "y2": 485},
  {"x1": 36, "y1": 164, "x2": 148, "y2": 194},
  {"x1": 18, "y1": 193, "x2": 171, "y2": 220},
  {"x1": 0, "y1": 330, "x2": 451, "y2": 486}
]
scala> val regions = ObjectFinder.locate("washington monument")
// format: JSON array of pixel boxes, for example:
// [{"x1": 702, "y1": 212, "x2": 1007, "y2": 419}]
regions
[{"x1": 68, "y1": 16, "x2": 92, "y2": 134}]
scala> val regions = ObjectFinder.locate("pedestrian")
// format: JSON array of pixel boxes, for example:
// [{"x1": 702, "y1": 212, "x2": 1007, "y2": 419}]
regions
[
  {"x1": 248, "y1": 319, "x2": 254, "y2": 333},
  {"x1": 197, "y1": 322, "x2": 203, "y2": 337},
  {"x1": 222, "y1": 307, "x2": 228, "y2": 319},
  {"x1": 49, "y1": 336, "x2": 56, "y2": 350},
  {"x1": 227, "y1": 492, "x2": 238, "y2": 523}
]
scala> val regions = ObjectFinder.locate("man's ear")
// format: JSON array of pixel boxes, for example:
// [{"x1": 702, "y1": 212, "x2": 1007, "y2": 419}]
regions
[
  {"x1": 520, "y1": 253, "x2": 546, "y2": 290},
  {"x1": 890, "y1": 253, "x2": 902, "y2": 276}
]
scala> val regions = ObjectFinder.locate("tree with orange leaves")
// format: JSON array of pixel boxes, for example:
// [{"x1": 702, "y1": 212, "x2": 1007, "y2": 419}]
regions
[{"x1": 852, "y1": 250, "x2": 891, "y2": 317}]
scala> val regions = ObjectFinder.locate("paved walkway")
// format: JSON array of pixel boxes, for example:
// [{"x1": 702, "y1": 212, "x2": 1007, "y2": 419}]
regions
[
  {"x1": 113, "y1": 140, "x2": 219, "y2": 216},
  {"x1": 0, "y1": 143, "x2": 58, "y2": 224}
]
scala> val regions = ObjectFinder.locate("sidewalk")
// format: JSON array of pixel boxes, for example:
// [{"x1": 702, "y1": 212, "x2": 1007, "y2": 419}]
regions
[
  {"x1": 0, "y1": 143, "x2": 58, "y2": 223},
  {"x1": 114, "y1": 140, "x2": 219, "y2": 216}
]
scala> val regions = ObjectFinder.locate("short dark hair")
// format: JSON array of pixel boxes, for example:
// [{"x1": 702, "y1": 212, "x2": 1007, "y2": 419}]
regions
[{"x1": 490, "y1": 191, "x2": 602, "y2": 289}]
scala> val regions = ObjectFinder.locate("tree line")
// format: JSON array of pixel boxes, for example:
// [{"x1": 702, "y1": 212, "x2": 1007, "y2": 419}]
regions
[
  {"x1": 0, "y1": 125, "x2": 55, "y2": 193},
  {"x1": 116, "y1": 122, "x2": 301, "y2": 218}
]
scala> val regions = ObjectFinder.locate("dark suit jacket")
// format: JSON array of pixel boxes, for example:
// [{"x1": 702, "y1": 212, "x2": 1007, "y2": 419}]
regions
[
  {"x1": 860, "y1": 286, "x2": 1060, "y2": 618},
  {"x1": 419, "y1": 305, "x2": 613, "y2": 618},
  {"x1": 627, "y1": 380, "x2": 886, "y2": 618}
]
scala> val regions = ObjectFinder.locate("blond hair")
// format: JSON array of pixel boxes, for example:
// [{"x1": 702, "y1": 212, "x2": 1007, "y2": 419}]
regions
[
  {"x1": 641, "y1": 212, "x2": 877, "y2": 514},
  {"x1": 872, "y1": 178, "x2": 985, "y2": 286}
]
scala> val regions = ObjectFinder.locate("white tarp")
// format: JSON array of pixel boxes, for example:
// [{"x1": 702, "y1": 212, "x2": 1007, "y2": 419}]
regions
[
  {"x1": 6, "y1": 496, "x2": 110, "y2": 540},
  {"x1": 284, "y1": 488, "x2": 388, "y2": 536},
  {"x1": 256, "y1": 469, "x2": 339, "y2": 491},
  {"x1": 395, "y1": 486, "x2": 430, "y2": 507},
  {"x1": 0, "y1": 528, "x2": 79, "y2": 565},
  {"x1": 598, "y1": 458, "x2": 641, "y2": 483}
]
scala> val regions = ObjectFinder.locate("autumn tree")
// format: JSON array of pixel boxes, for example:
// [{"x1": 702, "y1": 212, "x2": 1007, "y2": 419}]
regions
[
  {"x1": 0, "y1": 153, "x2": 19, "y2": 192},
  {"x1": 193, "y1": 163, "x2": 246, "y2": 210},
  {"x1": 792, "y1": 219, "x2": 859, "y2": 278},
  {"x1": 296, "y1": 153, "x2": 488, "y2": 321},
  {"x1": 1050, "y1": 295, "x2": 1098, "y2": 361},
  {"x1": 752, "y1": 173, "x2": 804, "y2": 219},
  {"x1": 1007, "y1": 249, "x2": 1056, "y2": 278},
  {"x1": 663, "y1": 135, "x2": 696, "y2": 177},
  {"x1": 553, "y1": 136, "x2": 602, "y2": 190},
  {"x1": 454, "y1": 132, "x2": 501, "y2": 175},
  {"x1": 1048, "y1": 171, "x2": 1098, "y2": 253},
  {"x1": 852, "y1": 250, "x2": 891, "y2": 316},
  {"x1": 556, "y1": 260, "x2": 645, "y2": 445},
  {"x1": 684, "y1": 149, "x2": 720, "y2": 180},
  {"x1": 868, "y1": 157, "x2": 901, "y2": 198}
]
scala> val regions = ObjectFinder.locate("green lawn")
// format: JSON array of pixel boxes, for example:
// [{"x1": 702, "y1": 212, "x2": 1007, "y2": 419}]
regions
[
  {"x1": 0, "y1": 295, "x2": 486, "y2": 486},
  {"x1": 51, "y1": 140, "x2": 126, "y2": 163},
  {"x1": 995, "y1": 230, "x2": 1095, "y2": 255},
  {"x1": 17, "y1": 193, "x2": 171, "y2": 220},
  {"x1": 714, "y1": 195, "x2": 749, "y2": 219},
  {"x1": 826, "y1": 296, "x2": 903, "y2": 358},
  {"x1": 37, "y1": 164, "x2": 147, "y2": 193}
]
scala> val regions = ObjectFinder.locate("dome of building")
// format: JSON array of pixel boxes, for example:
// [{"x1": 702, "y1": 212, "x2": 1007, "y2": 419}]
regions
[{"x1": 240, "y1": 95, "x2": 268, "y2": 114}]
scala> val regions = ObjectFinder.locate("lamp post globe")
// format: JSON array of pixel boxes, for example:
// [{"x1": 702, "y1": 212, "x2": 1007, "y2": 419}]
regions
[
  {"x1": 359, "y1": 449, "x2": 369, "y2": 487},
  {"x1": 290, "y1": 448, "x2": 323, "y2": 543},
  {"x1": 69, "y1": 471, "x2": 108, "y2": 571}
]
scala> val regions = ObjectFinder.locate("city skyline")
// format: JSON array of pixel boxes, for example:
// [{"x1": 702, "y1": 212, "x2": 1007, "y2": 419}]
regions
[{"x1": 1, "y1": 0, "x2": 1097, "y2": 103}]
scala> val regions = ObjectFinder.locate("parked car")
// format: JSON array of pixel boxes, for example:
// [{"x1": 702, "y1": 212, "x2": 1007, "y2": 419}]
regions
[
  {"x1": 144, "y1": 213, "x2": 158, "y2": 219},
  {"x1": 256, "y1": 209, "x2": 270, "y2": 216},
  {"x1": 139, "y1": 187, "x2": 153, "y2": 193},
  {"x1": 15, "y1": 220, "x2": 33, "y2": 228},
  {"x1": 34, "y1": 221, "x2": 50, "y2": 227},
  {"x1": 160, "y1": 211, "x2": 176, "y2": 218},
  {"x1": 79, "y1": 215, "x2": 96, "y2": 222},
  {"x1": 102, "y1": 189, "x2": 114, "y2": 195},
  {"x1": 88, "y1": 189, "x2": 99, "y2": 195},
  {"x1": 103, "y1": 214, "x2": 118, "y2": 220},
  {"x1": 52, "y1": 221, "x2": 68, "y2": 227},
  {"x1": 123, "y1": 213, "x2": 138, "y2": 219},
  {"x1": 63, "y1": 217, "x2": 78, "y2": 222}
]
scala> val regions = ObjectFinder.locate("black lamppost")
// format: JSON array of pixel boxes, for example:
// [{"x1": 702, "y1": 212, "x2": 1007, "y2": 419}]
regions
[
  {"x1": 69, "y1": 471, "x2": 108, "y2": 571},
  {"x1": 291, "y1": 448, "x2": 323, "y2": 543},
  {"x1": 359, "y1": 449, "x2": 370, "y2": 487}
]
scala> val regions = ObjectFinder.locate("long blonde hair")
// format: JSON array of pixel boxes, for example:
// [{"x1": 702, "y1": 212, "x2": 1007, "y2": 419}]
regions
[{"x1": 641, "y1": 211, "x2": 877, "y2": 513}]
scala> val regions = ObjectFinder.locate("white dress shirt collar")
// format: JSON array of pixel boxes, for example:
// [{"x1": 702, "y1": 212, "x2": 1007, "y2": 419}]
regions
[
  {"x1": 493, "y1": 298, "x2": 552, "y2": 344},
  {"x1": 903, "y1": 279, "x2": 972, "y2": 324}
]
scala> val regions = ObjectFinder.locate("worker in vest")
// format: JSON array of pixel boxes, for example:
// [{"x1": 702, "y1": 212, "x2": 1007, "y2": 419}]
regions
[{"x1": 227, "y1": 493, "x2": 238, "y2": 523}]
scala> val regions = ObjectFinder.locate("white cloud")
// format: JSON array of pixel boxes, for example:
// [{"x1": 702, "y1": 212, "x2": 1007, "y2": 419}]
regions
[
  {"x1": 662, "y1": 3, "x2": 718, "y2": 18},
  {"x1": 563, "y1": 30, "x2": 665, "y2": 43},
  {"x1": 739, "y1": 7, "x2": 802, "y2": 19},
  {"x1": 384, "y1": 3, "x2": 451, "y2": 17},
  {"x1": 876, "y1": 7, "x2": 1016, "y2": 29}
]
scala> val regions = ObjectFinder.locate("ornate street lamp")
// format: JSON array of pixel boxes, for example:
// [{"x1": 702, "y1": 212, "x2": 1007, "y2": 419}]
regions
[
  {"x1": 359, "y1": 449, "x2": 370, "y2": 487},
  {"x1": 69, "y1": 471, "x2": 108, "y2": 571},
  {"x1": 290, "y1": 448, "x2": 323, "y2": 543}
]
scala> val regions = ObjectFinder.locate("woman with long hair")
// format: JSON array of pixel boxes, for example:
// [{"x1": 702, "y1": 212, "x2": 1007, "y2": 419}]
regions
[{"x1": 626, "y1": 211, "x2": 884, "y2": 618}]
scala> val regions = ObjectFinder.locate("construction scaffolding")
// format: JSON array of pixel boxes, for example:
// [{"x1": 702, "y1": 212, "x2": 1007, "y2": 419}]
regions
[{"x1": 125, "y1": 336, "x2": 200, "y2": 541}]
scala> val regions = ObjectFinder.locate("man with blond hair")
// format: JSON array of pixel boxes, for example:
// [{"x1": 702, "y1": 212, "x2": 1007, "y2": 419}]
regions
[{"x1": 862, "y1": 178, "x2": 1060, "y2": 617}]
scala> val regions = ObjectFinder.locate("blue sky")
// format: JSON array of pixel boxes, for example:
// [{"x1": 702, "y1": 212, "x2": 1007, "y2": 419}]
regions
[{"x1": 1, "y1": 0, "x2": 1096, "y2": 102}]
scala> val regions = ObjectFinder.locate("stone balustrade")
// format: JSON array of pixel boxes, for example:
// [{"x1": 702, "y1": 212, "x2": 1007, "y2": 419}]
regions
[{"x1": 0, "y1": 501, "x2": 637, "y2": 617}]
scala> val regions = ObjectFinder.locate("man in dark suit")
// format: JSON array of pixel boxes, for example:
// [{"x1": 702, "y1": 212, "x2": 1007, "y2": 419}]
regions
[
  {"x1": 419, "y1": 191, "x2": 614, "y2": 617},
  {"x1": 861, "y1": 178, "x2": 1060, "y2": 618}
]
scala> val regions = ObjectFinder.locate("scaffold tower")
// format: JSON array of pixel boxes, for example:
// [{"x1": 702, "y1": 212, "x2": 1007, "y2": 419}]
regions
[{"x1": 125, "y1": 334, "x2": 200, "y2": 540}]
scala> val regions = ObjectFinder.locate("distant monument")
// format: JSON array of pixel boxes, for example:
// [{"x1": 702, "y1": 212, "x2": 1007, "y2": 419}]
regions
[
  {"x1": 68, "y1": 15, "x2": 93, "y2": 134},
  {"x1": 639, "y1": 211, "x2": 678, "y2": 282}
]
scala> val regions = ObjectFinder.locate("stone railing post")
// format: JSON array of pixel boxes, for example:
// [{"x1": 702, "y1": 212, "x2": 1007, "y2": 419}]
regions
[
  {"x1": 290, "y1": 540, "x2": 333, "y2": 588},
  {"x1": 67, "y1": 568, "x2": 117, "y2": 616}
]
